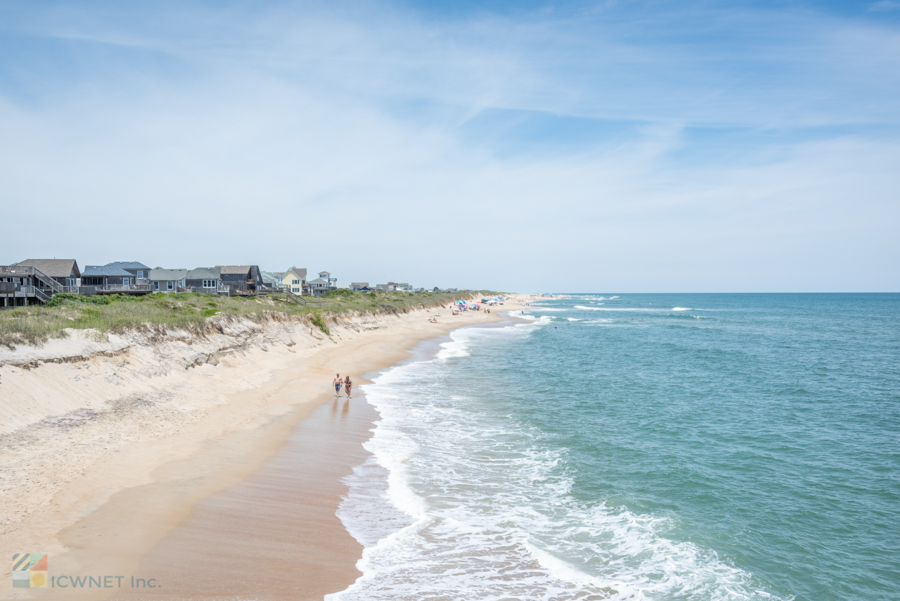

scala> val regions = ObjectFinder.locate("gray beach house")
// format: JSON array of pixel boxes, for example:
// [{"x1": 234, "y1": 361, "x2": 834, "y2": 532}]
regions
[{"x1": 149, "y1": 268, "x2": 187, "y2": 293}]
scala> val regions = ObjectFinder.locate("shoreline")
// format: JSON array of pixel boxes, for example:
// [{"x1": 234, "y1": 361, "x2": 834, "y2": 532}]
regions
[
  {"x1": 1, "y1": 296, "x2": 533, "y2": 599},
  {"x1": 107, "y1": 391, "x2": 381, "y2": 600}
]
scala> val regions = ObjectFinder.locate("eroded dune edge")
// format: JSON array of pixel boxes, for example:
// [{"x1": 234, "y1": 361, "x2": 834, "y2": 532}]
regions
[{"x1": 0, "y1": 297, "x2": 525, "y2": 596}]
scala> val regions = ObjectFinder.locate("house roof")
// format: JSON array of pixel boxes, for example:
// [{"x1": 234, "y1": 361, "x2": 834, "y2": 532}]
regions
[
  {"x1": 13, "y1": 259, "x2": 80, "y2": 278},
  {"x1": 186, "y1": 267, "x2": 220, "y2": 279},
  {"x1": 106, "y1": 261, "x2": 150, "y2": 271},
  {"x1": 308, "y1": 278, "x2": 328, "y2": 284},
  {"x1": 149, "y1": 268, "x2": 187, "y2": 280},
  {"x1": 83, "y1": 265, "x2": 133, "y2": 277},
  {"x1": 285, "y1": 267, "x2": 308, "y2": 280},
  {"x1": 217, "y1": 265, "x2": 254, "y2": 275}
]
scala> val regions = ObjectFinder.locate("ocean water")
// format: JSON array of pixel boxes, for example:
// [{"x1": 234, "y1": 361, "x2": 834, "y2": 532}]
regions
[{"x1": 330, "y1": 294, "x2": 900, "y2": 601}]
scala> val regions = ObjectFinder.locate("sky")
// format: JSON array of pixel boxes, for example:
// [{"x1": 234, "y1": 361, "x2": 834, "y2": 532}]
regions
[{"x1": 0, "y1": 0, "x2": 898, "y2": 292}]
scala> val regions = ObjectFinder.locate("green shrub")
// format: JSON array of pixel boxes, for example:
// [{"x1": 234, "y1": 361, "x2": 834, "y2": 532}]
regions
[
  {"x1": 0, "y1": 289, "x2": 497, "y2": 348},
  {"x1": 322, "y1": 288, "x2": 359, "y2": 299},
  {"x1": 309, "y1": 311, "x2": 330, "y2": 335},
  {"x1": 43, "y1": 293, "x2": 84, "y2": 308},
  {"x1": 43, "y1": 293, "x2": 119, "y2": 307}
]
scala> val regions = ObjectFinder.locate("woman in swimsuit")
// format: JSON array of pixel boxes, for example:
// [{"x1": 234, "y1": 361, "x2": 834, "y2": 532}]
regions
[
  {"x1": 333, "y1": 373, "x2": 342, "y2": 397},
  {"x1": 345, "y1": 376, "x2": 352, "y2": 399}
]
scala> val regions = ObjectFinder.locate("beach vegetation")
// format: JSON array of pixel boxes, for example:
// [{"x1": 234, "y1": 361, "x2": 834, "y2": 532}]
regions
[
  {"x1": 0, "y1": 290, "x2": 492, "y2": 349},
  {"x1": 309, "y1": 311, "x2": 330, "y2": 335}
]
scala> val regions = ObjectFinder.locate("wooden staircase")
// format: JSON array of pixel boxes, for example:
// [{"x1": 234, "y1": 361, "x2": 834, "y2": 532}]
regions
[{"x1": 0, "y1": 265, "x2": 64, "y2": 305}]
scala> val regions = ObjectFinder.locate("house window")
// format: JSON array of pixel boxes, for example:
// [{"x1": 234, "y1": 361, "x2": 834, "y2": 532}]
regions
[
  {"x1": 202, "y1": 280, "x2": 216, "y2": 288},
  {"x1": 137, "y1": 270, "x2": 144, "y2": 278},
  {"x1": 123, "y1": 278, "x2": 130, "y2": 285},
  {"x1": 66, "y1": 278, "x2": 76, "y2": 287},
  {"x1": 292, "y1": 279, "x2": 299, "y2": 285},
  {"x1": 167, "y1": 281, "x2": 174, "y2": 291},
  {"x1": 292, "y1": 287, "x2": 299, "y2": 293},
  {"x1": 154, "y1": 281, "x2": 159, "y2": 291}
]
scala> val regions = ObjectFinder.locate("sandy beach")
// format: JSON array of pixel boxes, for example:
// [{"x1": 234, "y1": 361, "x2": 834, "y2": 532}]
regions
[{"x1": 0, "y1": 296, "x2": 532, "y2": 600}]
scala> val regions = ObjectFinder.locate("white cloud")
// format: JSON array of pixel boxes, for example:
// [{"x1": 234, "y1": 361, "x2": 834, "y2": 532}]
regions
[{"x1": 0, "y1": 1, "x2": 898, "y2": 291}]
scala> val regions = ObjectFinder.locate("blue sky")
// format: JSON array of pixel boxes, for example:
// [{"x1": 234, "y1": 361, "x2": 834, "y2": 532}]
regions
[{"x1": 0, "y1": 0, "x2": 898, "y2": 291}]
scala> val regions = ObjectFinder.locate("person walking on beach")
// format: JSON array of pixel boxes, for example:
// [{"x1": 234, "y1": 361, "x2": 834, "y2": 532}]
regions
[
  {"x1": 345, "y1": 376, "x2": 353, "y2": 399},
  {"x1": 333, "y1": 373, "x2": 342, "y2": 397}
]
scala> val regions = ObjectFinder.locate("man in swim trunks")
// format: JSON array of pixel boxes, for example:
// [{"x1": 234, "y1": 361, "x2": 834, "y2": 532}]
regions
[{"x1": 333, "y1": 373, "x2": 342, "y2": 397}]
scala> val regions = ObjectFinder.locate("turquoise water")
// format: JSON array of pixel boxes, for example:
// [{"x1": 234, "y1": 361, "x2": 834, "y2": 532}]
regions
[{"x1": 333, "y1": 294, "x2": 900, "y2": 601}]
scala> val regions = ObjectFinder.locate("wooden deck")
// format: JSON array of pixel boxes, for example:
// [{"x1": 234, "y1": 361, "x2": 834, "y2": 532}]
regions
[{"x1": 0, "y1": 267, "x2": 319, "y2": 307}]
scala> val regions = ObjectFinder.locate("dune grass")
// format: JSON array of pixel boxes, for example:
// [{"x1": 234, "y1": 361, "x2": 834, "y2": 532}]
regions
[{"x1": 0, "y1": 290, "x2": 491, "y2": 349}]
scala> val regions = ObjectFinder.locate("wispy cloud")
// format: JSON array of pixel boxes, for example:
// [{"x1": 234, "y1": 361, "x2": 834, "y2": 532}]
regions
[
  {"x1": 869, "y1": 0, "x2": 900, "y2": 12},
  {"x1": 0, "y1": 0, "x2": 897, "y2": 291}
]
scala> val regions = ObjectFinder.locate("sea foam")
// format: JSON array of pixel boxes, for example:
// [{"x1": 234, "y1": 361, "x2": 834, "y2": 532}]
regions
[{"x1": 331, "y1": 320, "x2": 781, "y2": 601}]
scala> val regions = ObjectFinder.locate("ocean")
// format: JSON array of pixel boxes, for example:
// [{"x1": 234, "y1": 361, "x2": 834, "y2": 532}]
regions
[{"x1": 329, "y1": 294, "x2": 900, "y2": 601}]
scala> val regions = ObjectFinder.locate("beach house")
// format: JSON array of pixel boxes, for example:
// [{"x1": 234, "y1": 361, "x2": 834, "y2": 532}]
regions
[
  {"x1": 216, "y1": 266, "x2": 262, "y2": 295},
  {"x1": 80, "y1": 266, "x2": 133, "y2": 293},
  {"x1": 350, "y1": 282, "x2": 369, "y2": 291},
  {"x1": 260, "y1": 271, "x2": 283, "y2": 291},
  {"x1": 12, "y1": 259, "x2": 81, "y2": 289},
  {"x1": 376, "y1": 282, "x2": 409, "y2": 292},
  {"x1": 307, "y1": 277, "x2": 329, "y2": 296},
  {"x1": 81, "y1": 264, "x2": 136, "y2": 287},
  {"x1": 149, "y1": 268, "x2": 187, "y2": 293},
  {"x1": 184, "y1": 267, "x2": 222, "y2": 292},
  {"x1": 319, "y1": 271, "x2": 336, "y2": 287},
  {"x1": 281, "y1": 267, "x2": 308, "y2": 294},
  {"x1": 377, "y1": 281, "x2": 414, "y2": 292},
  {"x1": 1, "y1": 259, "x2": 81, "y2": 306},
  {"x1": 307, "y1": 271, "x2": 337, "y2": 296},
  {"x1": 104, "y1": 261, "x2": 151, "y2": 280}
]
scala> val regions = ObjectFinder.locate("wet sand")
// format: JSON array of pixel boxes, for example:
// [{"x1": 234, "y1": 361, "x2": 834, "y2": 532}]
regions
[
  {"x1": 1, "y1": 299, "x2": 535, "y2": 601},
  {"x1": 41, "y1": 388, "x2": 377, "y2": 601},
  {"x1": 129, "y1": 394, "x2": 377, "y2": 600}
]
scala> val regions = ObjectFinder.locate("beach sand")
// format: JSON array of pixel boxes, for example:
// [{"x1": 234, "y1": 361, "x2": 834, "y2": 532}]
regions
[{"x1": 0, "y1": 296, "x2": 534, "y2": 600}]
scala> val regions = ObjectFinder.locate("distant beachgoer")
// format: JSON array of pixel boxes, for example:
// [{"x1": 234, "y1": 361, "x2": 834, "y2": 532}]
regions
[
  {"x1": 345, "y1": 376, "x2": 352, "y2": 399},
  {"x1": 333, "y1": 374, "x2": 342, "y2": 397}
]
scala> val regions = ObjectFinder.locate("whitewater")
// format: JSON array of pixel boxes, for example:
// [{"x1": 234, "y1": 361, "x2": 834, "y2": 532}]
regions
[{"x1": 329, "y1": 294, "x2": 900, "y2": 601}]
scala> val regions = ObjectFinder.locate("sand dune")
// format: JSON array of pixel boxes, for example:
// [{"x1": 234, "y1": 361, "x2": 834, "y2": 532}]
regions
[{"x1": 0, "y1": 298, "x2": 528, "y2": 599}]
